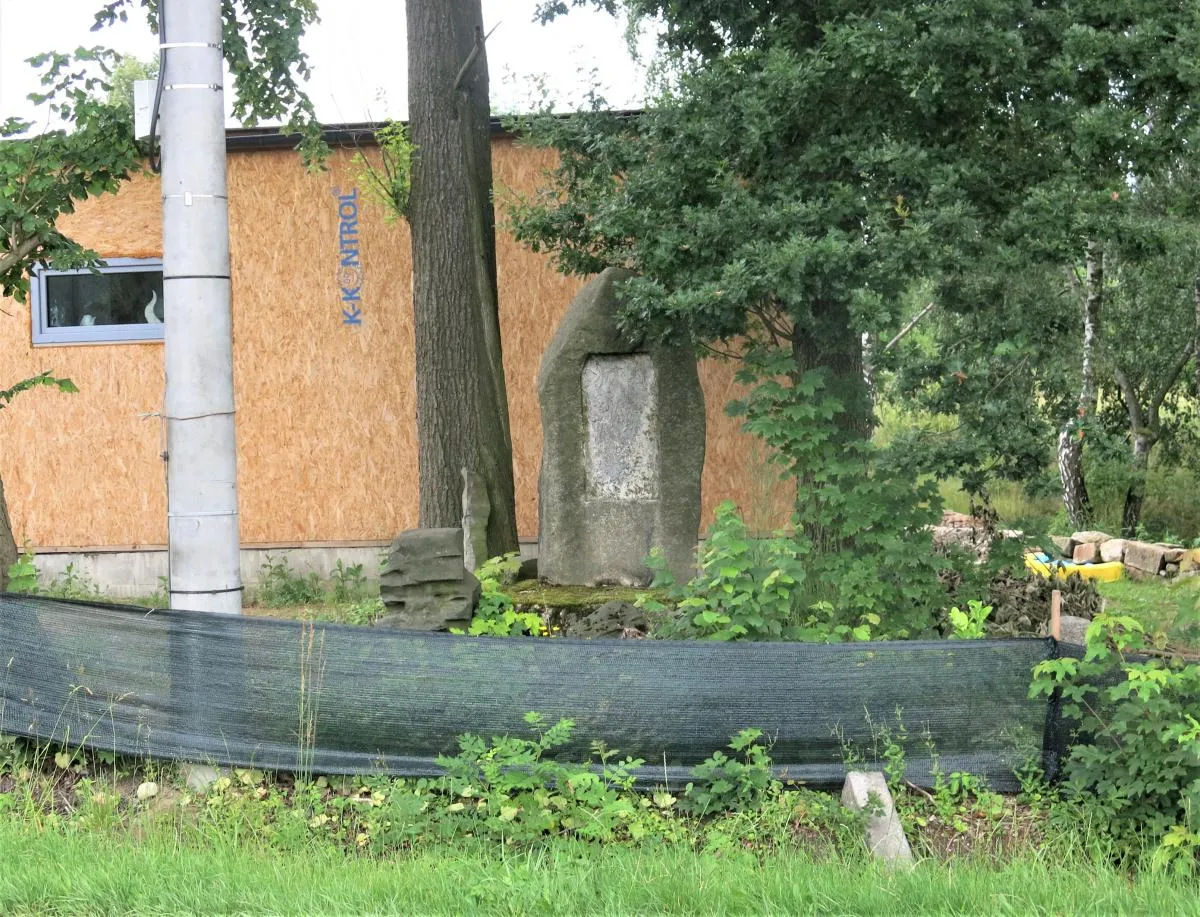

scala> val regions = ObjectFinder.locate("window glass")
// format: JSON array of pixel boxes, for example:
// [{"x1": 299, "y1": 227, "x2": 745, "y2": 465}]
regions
[
  {"x1": 44, "y1": 270, "x2": 163, "y2": 328},
  {"x1": 32, "y1": 259, "x2": 164, "y2": 344}
]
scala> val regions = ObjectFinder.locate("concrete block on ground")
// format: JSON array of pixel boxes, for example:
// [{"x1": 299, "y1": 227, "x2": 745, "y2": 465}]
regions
[
  {"x1": 1072, "y1": 542, "x2": 1100, "y2": 564},
  {"x1": 841, "y1": 770, "x2": 914, "y2": 866},
  {"x1": 1059, "y1": 614, "x2": 1090, "y2": 647}
]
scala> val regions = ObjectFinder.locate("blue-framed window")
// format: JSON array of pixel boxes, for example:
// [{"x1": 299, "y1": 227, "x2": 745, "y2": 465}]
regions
[{"x1": 31, "y1": 258, "x2": 164, "y2": 345}]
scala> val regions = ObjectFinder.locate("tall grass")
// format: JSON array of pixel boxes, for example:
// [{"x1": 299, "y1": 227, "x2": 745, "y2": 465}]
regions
[{"x1": 0, "y1": 820, "x2": 1195, "y2": 916}]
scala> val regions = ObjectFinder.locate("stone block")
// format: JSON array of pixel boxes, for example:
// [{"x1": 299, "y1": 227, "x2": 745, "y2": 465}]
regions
[
  {"x1": 841, "y1": 771, "x2": 913, "y2": 866},
  {"x1": 1070, "y1": 530, "x2": 1113, "y2": 544},
  {"x1": 1123, "y1": 541, "x2": 1166, "y2": 578},
  {"x1": 1059, "y1": 614, "x2": 1090, "y2": 647},
  {"x1": 1072, "y1": 542, "x2": 1100, "y2": 564},
  {"x1": 1050, "y1": 536, "x2": 1073, "y2": 557},
  {"x1": 379, "y1": 527, "x2": 480, "y2": 630},
  {"x1": 1165, "y1": 562, "x2": 1180, "y2": 577},
  {"x1": 461, "y1": 468, "x2": 491, "y2": 573},
  {"x1": 538, "y1": 268, "x2": 705, "y2": 587},
  {"x1": 1160, "y1": 547, "x2": 1186, "y2": 564},
  {"x1": 1099, "y1": 539, "x2": 1128, "y2": 563},
  {"x1": 382, "y1": 528, "x2": 466, "y2": 586}
]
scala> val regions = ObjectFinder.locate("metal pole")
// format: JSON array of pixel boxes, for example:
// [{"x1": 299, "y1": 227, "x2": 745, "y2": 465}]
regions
[{"x1": 159, "y1": 0, "x2": 243, "y2": 614}]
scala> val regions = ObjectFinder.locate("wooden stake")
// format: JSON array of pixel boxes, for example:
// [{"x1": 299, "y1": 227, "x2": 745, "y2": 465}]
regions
[{"x1": 1050, "y1": 589, "x2": 1063, "y2": 641}]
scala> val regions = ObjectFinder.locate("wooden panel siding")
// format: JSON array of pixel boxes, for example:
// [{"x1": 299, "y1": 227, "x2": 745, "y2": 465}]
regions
[{"x1": 0, "y1": 137, "x2": 787, "y2": 549}]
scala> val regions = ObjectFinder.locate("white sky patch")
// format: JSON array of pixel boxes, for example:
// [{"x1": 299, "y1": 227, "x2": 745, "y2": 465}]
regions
[{"x1": 0, "y1": 0, "x2": 654, "y2": 125}]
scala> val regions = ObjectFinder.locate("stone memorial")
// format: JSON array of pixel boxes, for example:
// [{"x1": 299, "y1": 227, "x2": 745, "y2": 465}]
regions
[
  {"x1": 378, "y1": 527, "x2": 479, "y2": 630},
  {"x1": 538, "y1": 268, "x2": 705, "y2": 586}
]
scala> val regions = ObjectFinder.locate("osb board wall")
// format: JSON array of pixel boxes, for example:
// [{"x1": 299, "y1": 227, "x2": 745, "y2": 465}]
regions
[{"x1": 0, "y1": 138, "x2": 787, "y2": 549}]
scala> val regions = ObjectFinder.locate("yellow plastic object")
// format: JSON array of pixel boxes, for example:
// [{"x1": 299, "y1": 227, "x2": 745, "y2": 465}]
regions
[{"x1": 1024, "y1": 553, "x2": 1124, "y2": 583}]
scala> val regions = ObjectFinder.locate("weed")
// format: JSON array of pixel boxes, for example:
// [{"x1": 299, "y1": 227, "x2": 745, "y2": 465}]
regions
[
  {"x1": 680, "y1": 728, "x2": 780, "y2": 816},
  {"x1": 6, "y1": 551, "x2": 39, "y2": 594},
  {"x1": 947, "y1": 600, "x2": 992, "y2": 639},
  {"x1": 255, "y1": 554, "x2": 324, "y2": 607},
  {"x1": 330, "y1": 560, "x2": 369, "y2": 604}
]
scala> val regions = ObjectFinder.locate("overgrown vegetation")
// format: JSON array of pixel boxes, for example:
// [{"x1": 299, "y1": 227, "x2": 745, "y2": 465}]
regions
[{"x1": 1031, "y1": 614, "x2": 1200, "y2": 873}]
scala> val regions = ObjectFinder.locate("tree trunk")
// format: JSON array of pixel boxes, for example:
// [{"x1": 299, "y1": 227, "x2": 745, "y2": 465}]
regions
[
  {"x1": 1194, "y1": 275, "x2": 1199, "y2": 398},
  {"x1": 1058, "y1": 242, "x2": 1102, "y2": 530},
  {"x1": 0, "y1": 476, "x2": 18, "y2": 590},
  {"x1": 1121, "y1": 430, "x2": 1155, "y2": 538},
  {"x1": 407, "y1": 0, "x2": 518, "y2": 559},
  {"x1": 790, "y1": 300, "x2": 871, "y2": 553}
]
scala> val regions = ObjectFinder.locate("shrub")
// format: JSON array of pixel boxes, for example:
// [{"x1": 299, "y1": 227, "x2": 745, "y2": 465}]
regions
[{"x1": 1031, "y1": 614, "x2": 1200, "y2": 872}]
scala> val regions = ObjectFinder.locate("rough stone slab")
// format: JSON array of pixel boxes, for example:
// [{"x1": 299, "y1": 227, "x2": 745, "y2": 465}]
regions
[
  {"x1": 1072, "y1": 542, "x2": 1100, "y2": 564},
  {"x1": 841, "y1": 771, "x2": 914, "y2": 866},
  {"x1": 1161, "y1": 547, "x2": 1187, "y2": 564},
  {"x1": 538, "y1": 268, "x2": 705, "y2": 587},
  {"x1": 461, "y1": 468, "x2": 491, "y2": 573},
  {"x1": 1050, "y1": 536, "x2": 1073, "y2": 557},
  {"x1": 1099, "y1": 539, "x2": 1128, "y2": 563},
  {"x1": 1124, "y1": 541, "x2": 1167, "y2": 577},
  {"x1": 1070, "y1": 530, "x2": 1113, "y2": 544},
  {"x1": 382, "y1": 527, "x2": 467, "y2": 586}
]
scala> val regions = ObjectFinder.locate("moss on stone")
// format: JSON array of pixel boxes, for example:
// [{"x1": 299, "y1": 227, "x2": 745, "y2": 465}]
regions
[{"x1": 507, "y1": 580, "x2": 661, "y2": 611}]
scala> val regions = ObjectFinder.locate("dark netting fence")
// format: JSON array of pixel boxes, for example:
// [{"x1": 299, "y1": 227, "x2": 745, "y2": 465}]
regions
[{"x1": 0, "y1": 593, "x2": 1074, "y2": 791}]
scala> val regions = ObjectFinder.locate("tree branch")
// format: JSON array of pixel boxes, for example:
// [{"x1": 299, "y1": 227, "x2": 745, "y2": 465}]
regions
[
  {"x1": 884, "y1": 301, "x2": 935, "y2": 352},
  {"x1": 453, "y1": 22, "x2": 500, "y2": 93},
  {"x1": 1148, "y1": 339, "x2": 1195, "y2": 423},
  {"x1": 1111, "y1": 363, "x2": 1144, "y2": 433},
  {"x1": 0, "y1": 234, "x2": 43, "y2": 278}
]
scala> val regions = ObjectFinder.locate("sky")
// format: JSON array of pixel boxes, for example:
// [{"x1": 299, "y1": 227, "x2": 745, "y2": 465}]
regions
[{"x1": 0, "y1": 0, "x2": 654, "y2": 126}]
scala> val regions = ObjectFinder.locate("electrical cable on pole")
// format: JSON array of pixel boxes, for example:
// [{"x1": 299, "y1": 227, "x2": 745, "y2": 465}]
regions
[{"x1": 159, "y1": 0, "x2": 243, "y2": 613}]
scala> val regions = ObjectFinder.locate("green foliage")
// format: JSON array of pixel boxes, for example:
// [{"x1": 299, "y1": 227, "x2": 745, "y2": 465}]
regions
[
  {"x1": 947, "y1": 601, "x2": 992, "y2": 640},
  {"x1": 1031, "y1": 614, "x2": 1200, "y2": 872},
  {"x1": 642, "y1": 502, "x2": 807, "y2": 641},
  {"x1": 255, "y1": 555, "x2": 323, "y2": 608},
  {"x1": 462, "y1": 554, "x2": 543, "y2": 637},
  {"x1": 0, "y1": 372, "x2": 78, "y2": 410},
  {"x1": 680, "y1": 728, "x2": 780, "y2": 816},
  {"x1": 93, "y1": 0, "x2": 327, "y2": 167},
  {"x1": 434, "y1": 711, "x2": 645, "y2": 843},
  {"x1": 5, "y1": 551, "x2": 39, "y2": 594},
  {"x1": 329, "y1": 560, "x2": 368, "y2": 604},
  {"x1": 1, "y1": 46, "x2": 141, "y2": 301},
  {"x1": 42, "y1": 563, "x2": 103, "y2": 601},
  {"x1": 643, "y1": 502, "x2": 888, "y2": 641},
  {"x1": 732, "y1": 358, "x2": 950, "y2": 635},
  {"x1": 355, "y1": 121, "x2": 416, "y2": 221}
]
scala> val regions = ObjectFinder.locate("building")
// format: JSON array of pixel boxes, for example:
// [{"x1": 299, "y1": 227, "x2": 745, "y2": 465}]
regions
[{"x1": 0, "y1": 123, "x2": 778, "y2": 595}]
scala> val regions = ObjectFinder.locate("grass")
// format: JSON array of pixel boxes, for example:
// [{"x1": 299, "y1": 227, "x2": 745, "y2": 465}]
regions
[
  {"x1": 0, "y1": 819, "x2": 1196, "y2": 916},
  {"x1": 1098, "y1": 576, "x2": 1200, "y2": 646}
]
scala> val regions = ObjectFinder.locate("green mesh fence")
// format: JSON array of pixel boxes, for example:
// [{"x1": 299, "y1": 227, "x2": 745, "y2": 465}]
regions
[{"x1": 0, "y1": 594, "x2": 1067, "y2": 790}]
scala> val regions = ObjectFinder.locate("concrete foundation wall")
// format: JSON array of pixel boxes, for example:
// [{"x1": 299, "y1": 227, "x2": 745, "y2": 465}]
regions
[{"x1": 32, "y1": 540, "x2": 540, "y2": 601}]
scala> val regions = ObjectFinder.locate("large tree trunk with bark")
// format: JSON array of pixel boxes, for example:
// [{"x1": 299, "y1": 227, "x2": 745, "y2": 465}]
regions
[
  {"x1": 790, "y1": 299, "x2": 872, "y2": 553},
  {"x1": 1058, "y1": 242, "x2": 1102, "y2": 530},
  {"x1": 407, "y1": 0, "x2": 518, "y2": 559},
  {"x1": 0, "y1": 477, "x2": 18, "y2": 590}
]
